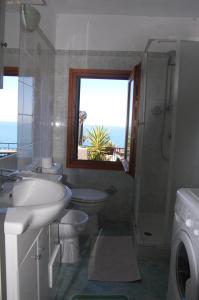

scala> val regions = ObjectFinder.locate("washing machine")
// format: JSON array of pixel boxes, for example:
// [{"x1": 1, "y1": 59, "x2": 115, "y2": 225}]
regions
[{"x1": 167, "y1": 188, "x2": 199, "y2": 300}]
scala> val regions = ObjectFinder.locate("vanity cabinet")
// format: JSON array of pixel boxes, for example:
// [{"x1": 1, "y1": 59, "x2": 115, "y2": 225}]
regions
[
  {"x1": 18, "y1": 242, "x2": 38, "y2": 300},
  {"x1": 5, "y1": 224, "x2": 60, "y2": 300},
  {"x1": 0, "y1": 212, "x2": 6, "y2": 300},
  {"x1": 13, "y1": 227, "x2": 50, "y2": 300},
  {"x1": 38, "y1": 227, "x2": 50, "y2": 300}
]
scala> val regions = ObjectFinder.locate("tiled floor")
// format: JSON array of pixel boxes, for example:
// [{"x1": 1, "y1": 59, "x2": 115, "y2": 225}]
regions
[
  {"x1": 137, "y1": 213, "x2": 165, "y2": 245},
  {"x1": 51, "y1": 222, "x2": 169, "y2": 300}
]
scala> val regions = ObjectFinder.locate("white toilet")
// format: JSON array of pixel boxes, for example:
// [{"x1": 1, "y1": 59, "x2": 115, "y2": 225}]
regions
[
  {"x1": 71, "y1": 188, "x2": 108, "y2": 236},
  {"x1": 59, "y1": 209, "x2": 88, "y2": 263}
]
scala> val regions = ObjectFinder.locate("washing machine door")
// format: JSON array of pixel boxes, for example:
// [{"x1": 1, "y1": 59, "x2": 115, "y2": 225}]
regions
[{"x1": 172, "y1": 230, "x2": 199, "y2": 300}]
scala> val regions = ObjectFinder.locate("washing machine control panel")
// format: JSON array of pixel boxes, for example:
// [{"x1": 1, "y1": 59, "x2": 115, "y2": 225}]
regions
[
  {"x1": 185, "y1": 217, "x2": 199, "y2": 239},
  {"x1": 193, "y1": 229, "x2": 199, "y2": 236},
  {"x1": 176, "y1": 188, "x2": 199, "y2": 241},
  {"x1": 185, "y1": 218, "x2": 193, "y2": 228}
]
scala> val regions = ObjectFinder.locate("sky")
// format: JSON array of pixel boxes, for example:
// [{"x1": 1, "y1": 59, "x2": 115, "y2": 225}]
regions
[
  {"x1": 0, "y1": 76, "x2": 129, "y2": 126},
  {"x1": 79, "y1": 78, "x2": 129, "y2": 127},
  {"x1": 0, "y1": 76, "x2": 18, "y2": 122}
]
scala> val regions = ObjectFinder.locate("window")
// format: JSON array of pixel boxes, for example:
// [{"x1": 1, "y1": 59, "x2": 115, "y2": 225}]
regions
[
  {"x1": 67, "y1": 67, "x2": 141, "y2": 174},
  {"x1": 0, "y1": 67, "x2": 18, "y2": 157}
]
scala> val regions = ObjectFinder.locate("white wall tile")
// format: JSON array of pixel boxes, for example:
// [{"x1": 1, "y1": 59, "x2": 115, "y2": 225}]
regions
[
  {"x1": 53, "y1": 50, "x2": 138, "y2": 221},
  {"x1": 17, "y1": 24, "x2": 55, "y2": 170}
]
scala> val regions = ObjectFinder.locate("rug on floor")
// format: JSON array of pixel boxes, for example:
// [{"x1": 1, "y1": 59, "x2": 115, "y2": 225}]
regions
[{"x1": 88, "y1": 235, "x2": 141, "y2": 282}]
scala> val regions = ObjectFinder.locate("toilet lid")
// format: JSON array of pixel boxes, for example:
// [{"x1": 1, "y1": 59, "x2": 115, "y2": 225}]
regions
[{"x1": 71, "y1": 188, "x2": 108, "y2": 203}]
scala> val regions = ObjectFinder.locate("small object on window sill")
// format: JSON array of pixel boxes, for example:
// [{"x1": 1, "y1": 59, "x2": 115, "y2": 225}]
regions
[
  {"x1": 42, "y1": 157, "x2": 52, "y2": 169},
  {"x1": 120, "y1": 159, "x2": 129, "y2": 172}
]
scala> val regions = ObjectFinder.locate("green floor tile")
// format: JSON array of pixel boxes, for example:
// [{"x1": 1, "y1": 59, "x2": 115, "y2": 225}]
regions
[{"x1": 51, "y1": 222, "x2": 169, "y2": 300}]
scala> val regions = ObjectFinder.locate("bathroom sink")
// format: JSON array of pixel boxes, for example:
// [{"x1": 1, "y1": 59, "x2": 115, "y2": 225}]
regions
[{"x1": 4, "y1": 177, "x2": 72, "y2": 235}]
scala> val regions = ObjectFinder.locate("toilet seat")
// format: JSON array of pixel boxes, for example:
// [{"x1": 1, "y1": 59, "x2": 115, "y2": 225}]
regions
[
  {"x1": 71, "y1": 188, "x2": 108, "y2": 236},
  {"x1": 71, "y1": 188, "x2": 108, "y2": 203}
]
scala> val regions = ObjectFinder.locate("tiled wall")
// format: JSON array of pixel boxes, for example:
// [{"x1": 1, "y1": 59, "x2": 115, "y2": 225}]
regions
[
  {"x1": 166, "y1": 41, "x2": 199, "y2": 241},
  {"x1": 53, "y1": 50, "x2": 172, "y2": 220},
  {"x1": 17, "y1": 26, "x2": 55, "y2": 170},
  {"x1": 4, "y1": 49, "x2": 19, "y2": 68},
  {"x1": 1, "y1": 46, "x2": 171, "y2": 221},
  {"x1": 53, "y1": 50, "x2": 141, "y2": 221},
  {"x1": 53, "y1": 50, "x2": 142, "y2": 163},
  {"x1": 0, "y1": 26, "x2": 55, "y2": 172}
]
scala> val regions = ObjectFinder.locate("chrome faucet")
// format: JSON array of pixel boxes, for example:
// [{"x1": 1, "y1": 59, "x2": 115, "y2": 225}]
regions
[
  {"x1": 0, "y1": 169, "x2": 22, "y2": 190},
  {"x1": 32, "y1": 165, "x2": 42, "y2": 173},
  {"x1": 0, "y1": 168, "x2": 16, "y2": 175}
]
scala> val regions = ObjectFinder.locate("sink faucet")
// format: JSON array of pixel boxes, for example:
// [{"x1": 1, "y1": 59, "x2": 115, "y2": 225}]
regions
[
  {"x1": 0, "y1": 174, "x2": 22, "y2": 182},
  {"x1": 0, "y1": 169, "x2": 22, "y2": 191},
  {"x1": 0, "y1": 168, "x2": 16, "y2": 175},
  {"x1": 32, "y1": 165, "x2": 42, "y2": 173}
]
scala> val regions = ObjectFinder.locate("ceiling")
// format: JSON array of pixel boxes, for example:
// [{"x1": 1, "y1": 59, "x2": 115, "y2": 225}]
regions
[
  {"x1": 55, "y1": 0, "x2": 199, "y2": 18},
  {"x1": 5, "y1": 0, "x2": 199, "y2": 50}
]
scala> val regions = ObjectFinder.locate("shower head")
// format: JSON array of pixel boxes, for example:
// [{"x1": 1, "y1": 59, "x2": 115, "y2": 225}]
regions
[{"x1": 21, "y1": 4, "x2": 41, "y2": 32}]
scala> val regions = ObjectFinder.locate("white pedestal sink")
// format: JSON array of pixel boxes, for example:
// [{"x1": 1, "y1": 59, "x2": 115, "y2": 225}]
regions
[{"x1": 4, "y1": 177, "x2": 71, "y2": 235}]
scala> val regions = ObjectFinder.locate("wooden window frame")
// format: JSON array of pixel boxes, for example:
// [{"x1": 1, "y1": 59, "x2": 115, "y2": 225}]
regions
[
  {"x1": 127, "y1": 64, "x2": 141, "y2": 177},
  {"x1": 4, "y1": 66, "x2": 19, "y2": 76},
  {"x1": 1, "y1": 66, "x2": 19, "y2": 156},
  {"x1": 66, "y1": 68, "x2": 131, "y2": 170}
]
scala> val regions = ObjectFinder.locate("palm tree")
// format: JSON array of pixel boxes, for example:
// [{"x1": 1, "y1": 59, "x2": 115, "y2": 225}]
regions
[{"x1": 87, "y1": 126, "x2": 111, "y2": 160}]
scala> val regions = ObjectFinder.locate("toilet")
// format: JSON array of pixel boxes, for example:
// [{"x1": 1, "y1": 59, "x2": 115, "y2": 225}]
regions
[
  {"x1": 71, "y1": 188, "x2": 108, "y2": 236},
  {"x1": 59, "y1": 209, "x2": 88, "y2": 263}
]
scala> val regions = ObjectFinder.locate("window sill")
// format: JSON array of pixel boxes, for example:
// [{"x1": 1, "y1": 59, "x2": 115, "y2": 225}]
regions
[{"x1": 66, "y1": 159, "x2": 123, "y2": 170}]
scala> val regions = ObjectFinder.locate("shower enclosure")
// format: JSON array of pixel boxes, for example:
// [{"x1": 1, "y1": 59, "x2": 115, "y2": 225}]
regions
[
  {"x1": 134, "y1": 39, "x2": 199, "y2": 252},
  {"x1": 133, "y1": 39, "x2": 177, "y2": 249}
]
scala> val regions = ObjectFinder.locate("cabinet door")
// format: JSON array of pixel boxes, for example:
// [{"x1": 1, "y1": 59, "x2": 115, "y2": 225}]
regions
[
  {"x1": 37, "y1": 227, "x2": 49, "y2": 300},
  {"x1": 18, "y1": 242, "x2": 38, "y2": 300},
  {"x1": 49, "y1": 223, "x2": 59, "y2": 257}
]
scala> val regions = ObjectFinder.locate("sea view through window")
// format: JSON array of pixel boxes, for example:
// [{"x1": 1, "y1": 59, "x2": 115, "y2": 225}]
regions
[{"x1": 78, "y1": 78, "x2": 129, "y2": 162}]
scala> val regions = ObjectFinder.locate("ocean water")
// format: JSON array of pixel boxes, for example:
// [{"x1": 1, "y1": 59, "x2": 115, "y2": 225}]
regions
[
  {"x1": 0, "y1": 122, "x2": 17, "y2": 147},
  {"x1": 83, "y1": 125, "x2": 125, "y2": 148},
  {"x1": 0, "y1": 122, "x2": 125, "y2": 149}
]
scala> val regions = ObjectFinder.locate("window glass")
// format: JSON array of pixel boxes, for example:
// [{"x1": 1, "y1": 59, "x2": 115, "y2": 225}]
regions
[
  {"x1": 125, "y1": 79, "x2": 134, "y2": 163},
  {"x1": 78, "y1": 78, "x2": 129, "y2": 162}
]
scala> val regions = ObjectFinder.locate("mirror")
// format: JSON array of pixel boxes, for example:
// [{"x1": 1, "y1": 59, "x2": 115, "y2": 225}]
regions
[
  {"x1": 0, "y1": 68, "x2": 18, "y2": 157},
  {"x1": 0, "y1": 3, "x2": 20, "y2": 158}
]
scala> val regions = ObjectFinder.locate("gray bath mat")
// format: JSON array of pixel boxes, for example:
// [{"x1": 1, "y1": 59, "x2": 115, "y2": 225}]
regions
[{"x1": 88, "y1": 236, "x2": 141, "y2": 282}]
